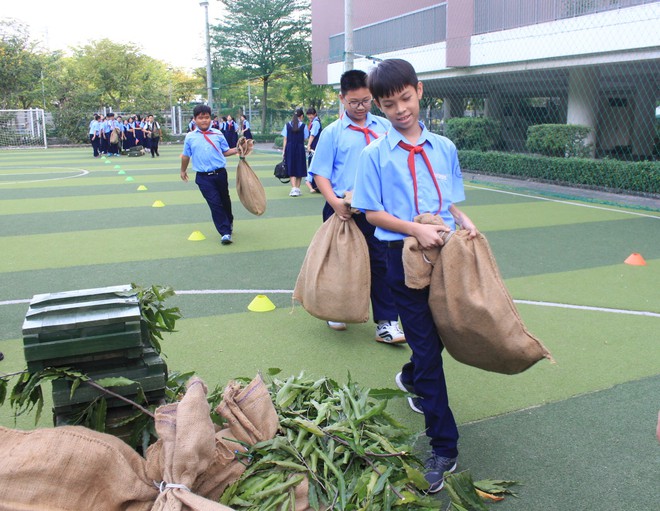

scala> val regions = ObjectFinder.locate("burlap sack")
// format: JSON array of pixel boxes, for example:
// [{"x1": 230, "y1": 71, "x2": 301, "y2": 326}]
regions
[
  {"x1": 0, "y1": 375, "x2": 279, "y2": 511},
  {"x1": 110, "y1": 127, "x2": 120, "y2": 145},
  {"x1": 293, "y1": 213, "x2": 371, "y2": 323},
  {"x1": 403, "y1": 213, "x2": 553, "y2": 374},
  {"x1": 235, "y1": 137, "x2": 266, "y2": 216}
]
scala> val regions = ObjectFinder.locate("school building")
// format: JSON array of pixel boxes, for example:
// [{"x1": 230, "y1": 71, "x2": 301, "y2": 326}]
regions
[{"x1": 310, "y1": 0, "x2": 660, "y2": 159}]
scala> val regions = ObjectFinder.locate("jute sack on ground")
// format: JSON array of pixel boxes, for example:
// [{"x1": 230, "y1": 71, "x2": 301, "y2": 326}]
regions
[
  {"x1": 403, "y1": 213, "x2": 553, "y2": 374},
  {"x1": 0, "y1": 375, "x2": 279, "y2": 511},
  {"x1": 293, "y1": 212, "x2": 371, "y2": 323},
  {"x1": 235, "y1": 137, "x2": 266, "y2": 216}
]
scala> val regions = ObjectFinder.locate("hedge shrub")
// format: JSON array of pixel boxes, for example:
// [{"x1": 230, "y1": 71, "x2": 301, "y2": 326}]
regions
[
  {"x1": 459, "y1": 150, "x2": 660, "y2": 194},
  {"x1": 250, "y1": 133, "x2": 277, "y2": 143},
  {"x1": 444, "y1": 117, "x2": 501, "y2": 151},
  {"x1": 526, "y1": 124, "x2": 592, "y2": 158}
]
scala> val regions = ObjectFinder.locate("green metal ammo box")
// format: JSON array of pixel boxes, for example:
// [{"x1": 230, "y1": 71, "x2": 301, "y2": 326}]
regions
[{"x1": 22, "y1": 285, "x2": 144, "y2": 373}]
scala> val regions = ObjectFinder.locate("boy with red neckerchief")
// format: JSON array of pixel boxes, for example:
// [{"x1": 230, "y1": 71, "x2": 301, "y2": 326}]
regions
[
  {"x1": 352, "y1": 58, "x2": 479, "y2": 493},
  {"x1": 309, "y1": 70, "x2": 405, "y2": 345},
  {"x1": 180, "y1": 105, "x2": 239, "y2": 246}
]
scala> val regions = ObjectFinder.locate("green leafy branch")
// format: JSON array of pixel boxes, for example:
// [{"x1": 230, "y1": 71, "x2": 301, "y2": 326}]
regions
[
  {"x1": 220, "y1": 370, "x2": 439, "y2": 510},
  {"x1": 130, "y1": 283, "x2": 182, "y2": 355}
]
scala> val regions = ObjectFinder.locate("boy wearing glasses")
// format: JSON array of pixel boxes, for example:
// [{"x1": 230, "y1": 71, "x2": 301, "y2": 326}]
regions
[
  {"x1": 352, "y1": 59, "x2": 478, "y2": 493},
  {"x1": 308, "y1": 69, "x2": 405, "y2": 344}
]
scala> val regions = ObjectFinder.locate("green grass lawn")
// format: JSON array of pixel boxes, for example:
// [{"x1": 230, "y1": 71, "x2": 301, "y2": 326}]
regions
[{"x1": 1, "y1": 145, "x2": 659, "y2": 510}]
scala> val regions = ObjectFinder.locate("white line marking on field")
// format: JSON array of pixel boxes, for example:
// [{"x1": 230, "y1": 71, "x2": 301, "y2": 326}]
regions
[
  {"x1": 0, "y1": 167, "x2": 89, "y2": 185},
  {"x1": 465, "y1": 184, "x2": 660, "y2": 219},
  {"x1": 177, "y1": 289, "x2": 294, "y2": 295},
  {"x1": 6, "y1": 292, "x2": 656, "y2": 317},
  {"x1": 513, "y1": 299, "x2": 660, "y2": 318}
]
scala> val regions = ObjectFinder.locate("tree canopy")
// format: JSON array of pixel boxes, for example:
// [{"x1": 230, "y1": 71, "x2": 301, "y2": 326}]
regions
[{"x1": 211, "y1": 0, "x2": 311, "y2": 132}]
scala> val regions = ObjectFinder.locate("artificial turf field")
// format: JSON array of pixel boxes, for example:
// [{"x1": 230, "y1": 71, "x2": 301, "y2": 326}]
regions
[{"x1": 0, "y1": 144, "x2": 658, "y2": 510}]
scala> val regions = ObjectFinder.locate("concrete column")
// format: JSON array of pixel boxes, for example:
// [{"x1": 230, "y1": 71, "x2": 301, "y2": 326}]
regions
[
  {"x1": 567, "y1": 67, "x2": 599, "y2": 157},
  {"x1": 630, "y1": 87, "x2": 656, "y2": 159},
  {"x1": 484, "y1": 91, "x2": 504, "y2": 122},
  {"x1": 443, "y1": 96, "x2": 463, "y2": 120}
]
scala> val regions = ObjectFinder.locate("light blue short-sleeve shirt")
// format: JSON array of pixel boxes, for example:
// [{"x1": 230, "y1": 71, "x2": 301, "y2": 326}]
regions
[
  {"x1": 280, "y1": 120, "x2": 310, "y2": 139},
  {"x1": 309, "y1": 117, "x2": 321, "y2": 137},
  {"x1": 352, "y1": 123, "x2": 465, "y2": 241},
  {"x1": 308, "y1": 113, "x2": 391, "y2": 198},
  {"x1": 182, "y1": 128, "x2": 229, "y2": 172}
]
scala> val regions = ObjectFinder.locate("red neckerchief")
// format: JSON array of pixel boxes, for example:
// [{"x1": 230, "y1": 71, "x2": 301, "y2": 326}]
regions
[
  {"x1": 200, "y1": 130, "x2": 220, "y2": 153},
  {"x1": 397, "y1": 140, "x2": 443, "y2": 215},
  {"x1": 348, "y1": 124, "x2": 379, "y2": 145}
]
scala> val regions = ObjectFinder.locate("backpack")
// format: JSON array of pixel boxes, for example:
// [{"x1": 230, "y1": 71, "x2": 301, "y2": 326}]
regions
[{"x1": 274, "y1": 160, "x2": 290, "y2": 184}]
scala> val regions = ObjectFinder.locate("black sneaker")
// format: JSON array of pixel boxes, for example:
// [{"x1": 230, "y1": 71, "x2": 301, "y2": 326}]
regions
[
  {"x1": 395, "y1": 372, "x2": 423, "y2": 414},
  {"x1": 424, "y1": 454, "x2": 457, "y2": 493}
]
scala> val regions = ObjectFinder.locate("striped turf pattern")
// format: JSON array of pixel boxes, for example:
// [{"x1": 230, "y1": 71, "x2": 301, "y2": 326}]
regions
[{"x1": 1, "y1": 145, "x2": 659, "y2": 510}]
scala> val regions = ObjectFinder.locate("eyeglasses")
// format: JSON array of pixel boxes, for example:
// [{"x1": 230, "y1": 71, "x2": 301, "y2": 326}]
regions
[{"x1": 346, "y1": 98, "x2": 373, "y2": 109}]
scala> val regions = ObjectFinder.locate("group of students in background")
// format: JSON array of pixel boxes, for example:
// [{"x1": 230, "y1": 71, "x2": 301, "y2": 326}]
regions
[
  {"x1": 88, "y1": 113, "x2": 162, "y2": 158},
  {"x1": 187, "y1": 113, "x2": 253, "y2": 149},
  {"x1": 281, "y1": 107, "x2": 322, "y2": 196}
]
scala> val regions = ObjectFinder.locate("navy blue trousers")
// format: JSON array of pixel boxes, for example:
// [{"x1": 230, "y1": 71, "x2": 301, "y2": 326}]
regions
[
  {"x1": 90, "y1": 135, "x2": 100, "y2": 157},
  {"x1": 386, "y1": 245, "x2": 459, "y2": 458},
  {"x1": 323, "y1": 203, "x2": 398, "y2": 323},
  {"x1": 195, "y1": 170, "x2": 233, "y2": 237}
]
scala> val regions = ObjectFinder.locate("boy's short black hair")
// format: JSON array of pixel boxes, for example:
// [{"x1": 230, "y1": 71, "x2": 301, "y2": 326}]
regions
[
  {"x1": 193, "y1": 104, "x2": 212, "y2": 118},
  {"x1": 367, "y1": 59, "x2": 419, "y2": 101},
  {"x1": 340, "y1": 69, "x2": 368, "y2": 95}
]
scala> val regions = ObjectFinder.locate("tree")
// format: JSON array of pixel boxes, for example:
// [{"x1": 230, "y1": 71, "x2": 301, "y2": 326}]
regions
[
  {"x1": 0, "y1": 19, "x2": 54, "y2": 109},
  {"x1": 211, "y1": 0, "x2": 310, "y2": 133},
  {"x1": 70, "y1": 39, "x2": 167, "y2": 112}
]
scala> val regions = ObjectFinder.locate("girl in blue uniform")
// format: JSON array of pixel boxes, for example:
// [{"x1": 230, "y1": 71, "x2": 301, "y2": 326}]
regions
[
  {"x1": 225, "y1": 114, "x2": 239, "y2": 148},
  {"x1": 240, "y1": 114, "x2": 252, "y2": 139},
  {"x1": 124, "y1": 116, "x2": 135, "y2": 148},
  {"x1": 281, "y1": 108, "x2": 309, "y2": 197}
]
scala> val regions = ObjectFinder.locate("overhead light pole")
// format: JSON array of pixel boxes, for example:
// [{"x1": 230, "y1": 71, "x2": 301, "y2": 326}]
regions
[{"x1": 199, "y1": 0, "x2": 214, "y2": 112}]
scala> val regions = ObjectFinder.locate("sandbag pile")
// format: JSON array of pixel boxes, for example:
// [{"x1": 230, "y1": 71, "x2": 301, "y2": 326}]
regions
[
  {"x1": 0, "y1": 375, "x2": 280, "y2": 511},
  {"x1": 293, "y1": 204, "x2": 371, "y2": 324},
  {"x1": 403, "y1": 213, "x2": 553, "y2": 374},
  {"x1": 235, "y1": 137, "x2": 266, "y2": 216}
]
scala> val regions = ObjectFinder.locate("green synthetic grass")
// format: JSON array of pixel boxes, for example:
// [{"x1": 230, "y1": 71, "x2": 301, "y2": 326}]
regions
[{"x1": 1, "y1": 145, "x2": 659, "y2": 510}]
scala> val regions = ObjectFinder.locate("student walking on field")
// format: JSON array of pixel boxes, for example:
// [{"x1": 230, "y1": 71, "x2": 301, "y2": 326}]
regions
[
  {"x1": 352, "y1": 59, "x2": 479, "y2": 493},
  {"x1": 308, "y1": 69, "x2": 405, "y2": 344},
  {"x1": 180, "y1": 105, "x2": 239, "y2": 246},
  {"x1": 281, "y1": 108, "x2": 310, "y2": 197},
  {"x1": 145, "y1": 114, "x2": 161, "y2": 157},
  {"x1": 88, "y1": 114, "x2": 101, "y2": 157}
]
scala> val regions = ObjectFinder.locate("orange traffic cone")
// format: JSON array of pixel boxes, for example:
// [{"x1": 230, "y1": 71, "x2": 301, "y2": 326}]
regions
[{"x1": 624, "y1": 253, "x2": 646, "y2": 266}]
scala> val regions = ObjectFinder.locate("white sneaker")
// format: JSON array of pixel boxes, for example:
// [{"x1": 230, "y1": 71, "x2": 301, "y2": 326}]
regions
[
  {"x1": 327, "y1": 321, "x2": 347, "y2": 331},
  {"x1": 375, "y1": 321, "x2": 406, "y2": 344},
  {"x1": 289, "y1": 187, "x2": 301, "y2": 197}
]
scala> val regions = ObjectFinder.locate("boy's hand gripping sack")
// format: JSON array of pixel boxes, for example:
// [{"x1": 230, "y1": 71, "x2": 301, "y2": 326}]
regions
[
  {"x1": 235, "y1": 137, "x2": 266, "y2": 216},
  {"x1": 403, "y1": 213, "x2": 553, "y2": 374},
  {"x1": 293, "y1": 211, "x2": 371, "y2": 323}
]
